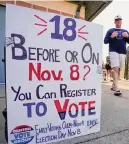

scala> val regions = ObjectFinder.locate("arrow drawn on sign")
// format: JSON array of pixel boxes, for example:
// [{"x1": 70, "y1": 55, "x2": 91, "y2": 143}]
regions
[
  {"x1": 78, "y1": 25, "x2": 88, "y2": 41},
  {"x1": 34, "y1": 15, "x2": 47, "y2": 36}
]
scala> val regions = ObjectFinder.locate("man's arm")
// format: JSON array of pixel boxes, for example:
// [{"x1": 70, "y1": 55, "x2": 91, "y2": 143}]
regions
[
  {"x1": 125, "y1": 31, "x2": 129, "y2": 44},
  {"x1": 104, "y1": 30, "x2": 111, "y2": 44}
]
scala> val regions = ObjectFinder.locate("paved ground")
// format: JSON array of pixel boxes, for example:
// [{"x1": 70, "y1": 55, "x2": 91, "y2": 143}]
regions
[{"x1": 0, "y1": 80, "x2": 129, "y2": 144}]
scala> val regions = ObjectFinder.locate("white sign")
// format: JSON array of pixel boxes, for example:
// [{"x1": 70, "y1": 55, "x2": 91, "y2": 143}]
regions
[{"x1": 6, "y1": 4, "x2": 103, "y2": 144}]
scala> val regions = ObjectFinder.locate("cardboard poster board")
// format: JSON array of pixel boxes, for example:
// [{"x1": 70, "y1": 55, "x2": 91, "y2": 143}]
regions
[{"x1": 6, "y1": 4, "x2": 103, "y2": 144}]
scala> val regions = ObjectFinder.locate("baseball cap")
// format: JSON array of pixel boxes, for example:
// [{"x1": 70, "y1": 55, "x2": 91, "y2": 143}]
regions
[{"x1": 114, "y1": 15, "x2": 122, "y2": 20}]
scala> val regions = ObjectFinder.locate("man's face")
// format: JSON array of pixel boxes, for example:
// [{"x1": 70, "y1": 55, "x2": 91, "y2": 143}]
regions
[{"x1": 114, "y1": 19, "x2": 122, "y2": 28}]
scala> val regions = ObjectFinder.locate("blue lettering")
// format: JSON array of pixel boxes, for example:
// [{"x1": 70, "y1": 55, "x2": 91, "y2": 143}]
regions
[
  {"x1": 14, "y1": 133, "x2": 19, "y2": 139},
  {"x1": 11, "y1": 34, "x2": 27, "y2": 60},
  {"x1": 36, "y1": 85, "x2": 43, "y2": 99},
  {"x1": 36, "y1": 102, "x2": 47, "y2": 117},
  {"x1": 88, "y1": 108, "x2": 96, "y2": 115},
  {"x1": 19, "y1": 133, "x2": 23, "y2": 138},
  {"x1": 87, "y1": 119, "x2": 97, "y2": 126},
  {"x1": 23, "y1": 102, "x2": 47, "y2": 118},
  {"x1": 58, "y1": 131, "x2": 66, "y2": 139},
  {"x1": 29, "y1": 47, "x2": 36, "y2": 60},
  {"x1": 68, "y1": 129, "x2": 76, "y2": 137},
  {"x1": 35, "y1": 125, "x2": 39, "y2": 135},
  {"x1": 37, "y1": 48, "x2": 43, "y2": 61},
  {"x1": 23, "y1": 102, "x2": 35, "y2": 118},
  {"x1": 36, "y1": 135, "x2": 40, "y2": 143},
  {"x1": 69, "y1": 103, "x2": 78, "y2": 118},
  {"x1": 14, "y1": 132, "x2": 30, "y2": 139}
]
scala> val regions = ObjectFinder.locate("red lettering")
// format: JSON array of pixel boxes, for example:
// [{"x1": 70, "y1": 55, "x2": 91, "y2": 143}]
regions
[
  {"x1": 29, "y1": 63, "x2": 62, "y2": 81},
  {"x1": 54, "y1": 100, "x2": 96, "y2": 120},
  {"x1": 54, "y1": 99, "x2": 69, "y2": 113},
  {"x1": 51, "y1": 70, "x2": 62, "y2": 80},
  {"x1": 69, "y1": 103, "x2": 78, "y2": 112},
  {"x1": 29, "y1": 63, "x2": 41, "y2": 80},
  {"x1": 54, "y1": 99, "x2": 69, "y2": 120},
  {"x1": 79, "y1": 102, "x2": 87, "y2": 110},
  {"x1": 41, "y1": 70, "x2": 51, "y2": 80},
  {"x1": 70, "y1": 65, "x2": 80, "y2": 80},
  {"x1": 88, "y1": 101, "x2": 95, "y2": 109},
  {"x1": 79, "y1": 102, "x2": 87, "y2": 116},
  {"x1": 88, "y1": 101, "x2": 96, "y2": 115}
]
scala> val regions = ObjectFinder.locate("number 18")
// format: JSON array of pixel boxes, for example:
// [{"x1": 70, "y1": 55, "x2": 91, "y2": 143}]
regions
[{"x1": 50, "y1": 15, "x2": 76, "y2": 41}]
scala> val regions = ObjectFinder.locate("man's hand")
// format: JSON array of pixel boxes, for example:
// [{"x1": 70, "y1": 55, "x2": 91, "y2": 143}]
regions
[
  {"x1": 111, "y1": 31, "x2": 118, "y2": 38},
  {"x1": 122, "y1": 32, "x2": 129, "y2": 38}
]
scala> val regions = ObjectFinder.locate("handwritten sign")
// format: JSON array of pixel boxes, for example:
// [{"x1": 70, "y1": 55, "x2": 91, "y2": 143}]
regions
[{"x1": 6, "y1": 4, "x2": 103, "y2": 144}]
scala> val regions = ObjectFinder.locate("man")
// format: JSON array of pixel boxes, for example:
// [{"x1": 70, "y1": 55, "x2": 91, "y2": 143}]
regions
[{"x1": 104, "y1": 15, "x2": 129, "y2": 96}]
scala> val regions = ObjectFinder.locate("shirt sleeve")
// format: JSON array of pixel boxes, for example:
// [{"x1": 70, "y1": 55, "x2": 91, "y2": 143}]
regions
[
  {"x1": 104, "y1": 30, "x2": 111, "y2": 44},
  {"x1": 125, "y1": 30, "x2": 129, "y2": 44}
]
